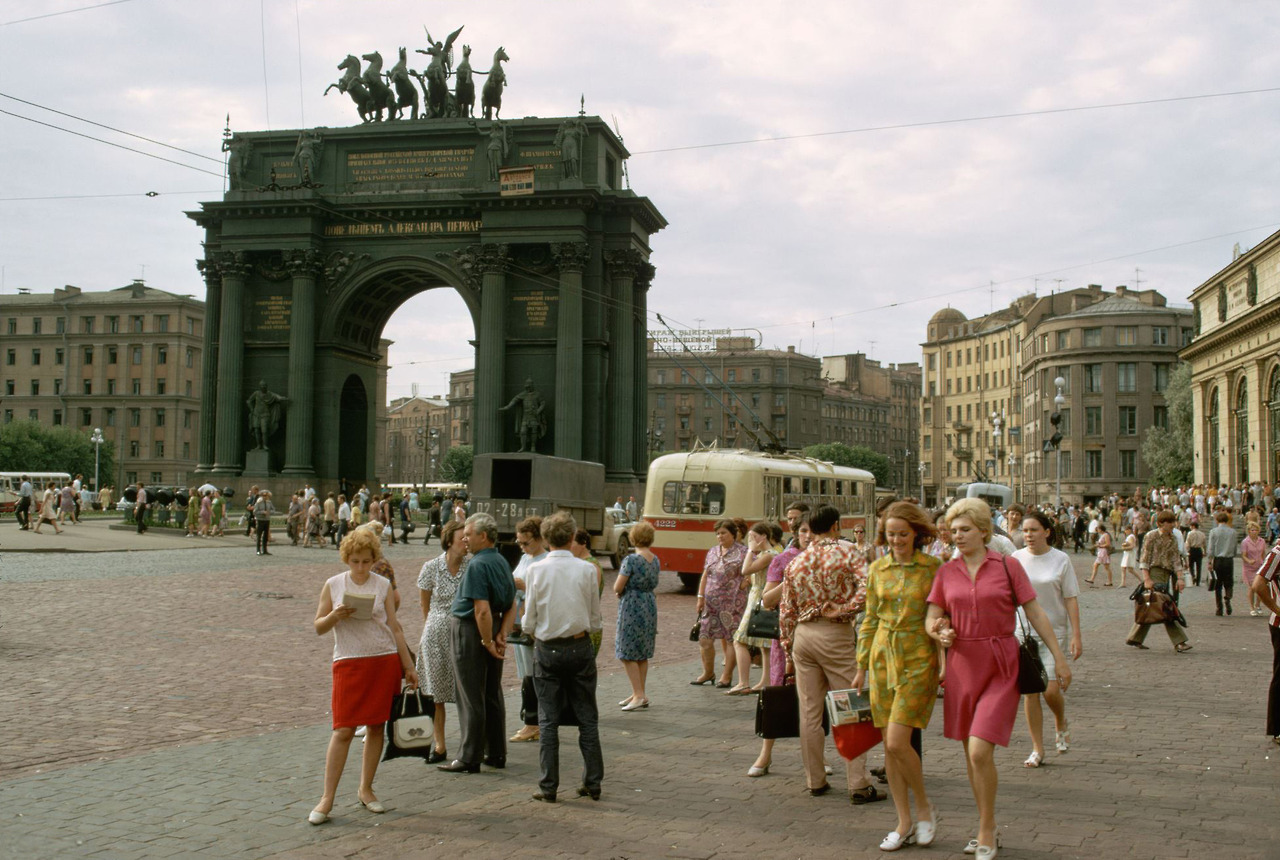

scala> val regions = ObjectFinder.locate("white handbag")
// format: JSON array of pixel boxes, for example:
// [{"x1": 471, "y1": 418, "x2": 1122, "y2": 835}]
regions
[{"x1": 389, "y1": 689, "x2": 434, "y2": 750}]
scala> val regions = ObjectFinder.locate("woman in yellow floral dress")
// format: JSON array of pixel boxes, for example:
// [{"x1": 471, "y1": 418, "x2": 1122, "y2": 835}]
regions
[{"x1": 853, "y1": 501, "x2": 943, "y2": 852}]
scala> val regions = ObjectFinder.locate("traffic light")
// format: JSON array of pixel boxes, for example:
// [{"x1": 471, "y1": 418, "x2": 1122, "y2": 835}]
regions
[{"x1": 1049, "y1": 411, "x2": 1063, "y2": 449}]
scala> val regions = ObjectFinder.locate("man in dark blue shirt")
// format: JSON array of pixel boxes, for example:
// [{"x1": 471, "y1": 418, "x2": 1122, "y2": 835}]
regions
[{"x1": 440, "y1": 512, "x2": 517, "y2": 773}]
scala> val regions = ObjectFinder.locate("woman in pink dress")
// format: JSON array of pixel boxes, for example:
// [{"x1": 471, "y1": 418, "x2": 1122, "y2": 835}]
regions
[
  {"x1": 1242, "y1": 522, "x2": 1268, "y2": 616},
  {"x1": 926, "y1": 499, "x2": 1071, "y2": 859},
  {"x1": 692, "y1": 520, "x2": 748, "y2": 687},
  {"x1": 746, "y1": 516, "x2": 812, "y2": 777}
]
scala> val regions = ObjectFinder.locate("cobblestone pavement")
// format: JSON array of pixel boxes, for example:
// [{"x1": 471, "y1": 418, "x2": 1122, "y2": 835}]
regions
[{"x1": 2, "y1": 544, "x2": 1277, "y2": 859}]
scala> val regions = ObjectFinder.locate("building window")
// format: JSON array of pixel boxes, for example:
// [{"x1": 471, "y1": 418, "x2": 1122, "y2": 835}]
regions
[
  {"x1": 55, "y1": 348, "x2": 64, "y2": 365},
  {"x1": 656, "y1": 393, "x2": 666, "y2": 408},
  {"x1": 1117, "y1": 363, "x2": 1137, "y2": 392},
  {"x1": 107, "y1": 316, "x2": 119, "y2": 333},
  {"x1": 29, "y1": 409, "x2": 39, "y2": 421},
  {"x1": 132, "y1": 346, "x2": 142, "y2": 364},
  {"x1": 924, "y1": 435, "x2": 932, "y2": 450},
  {"x1": 1058, "y1": 450, "x2": 1071, "y2": 477},
  {"x1": 132, "y1": 378, "x2": 142, "y2": 395},
  {"x1": 1085, "y1": 449, "x2": 1103, "y2": 478},
  {"x1": 30, "y1": 380, "x2": 39, "y2": 395},
  {"x1": 5, "y1": 349, "x2": 13, "y2": 366},
  {"x1": 130, "y1": 315, "x2": 144, "y2": 333},
  {"x1": 157, "y1": 378, "x2": 167, "y2": 395},
  {"x1": 1152, "y1": 326, "x2": 1168, "y2": 345},
  {"x1": 187, "y1": 317, "x2": 196, "y2": 335},
  {"x1": 183, "y1": 442, "x2": 190, "y2": 458},
  {"x1": 1056, "y1": 367, "x2": 1070, "y2": 393},
  {"x1": 3, "y1": 409, "x2": 11, "y2": 423},
  {"x1": 108, "y1": 346, "x2": 118, "y2": 364},
  {"x1": 129, "y1": 441, "x2": 140, "y2": 457},
  {"x1": 107, "y1": 379, "x2": 117, "y2": 395},
  {"x1": 5, "y1": 318, "x2": 14, "y2": 335},
  {"x1": 751, "y1": 368, "x2": 761, "y2": 382},
  {"x1": 1056, "y1": 331, "x2": 1070, "y2": 350},
  {"x1": 727, "y1": 369, "x2": 736, "y2": 382},
  {"x1": 1083, "y1": 328, "x2": 1102, "y2": 348},
  {"x1": 183, "y1": 410, "x2": 193, "y2": 429},
  {"x1": 1154, "y1": 405, "x2": 1168, "y2": 430},
  {"x1": 81, "y1": 408, "x2": 93, "y2": 426},
  {"x1": 680, "y1": 371, "x2": 690, "y2": 384},
  {"x1": 703, "y1": 394, "x2": 713, "y2": 408},
  {"x1": 83, "y1": 380, "x2": 92, "y2": 395},
  {"x1": 751, "y1": 393, "x2": 760, "y2": 408},
  {"x1": 32, "y1": 348, "x2": 41, "y2": 365},
  {"x1": 1119, "y1": 406, "x2": 1137, "y2": 435},
  {"x1": 946, "y1": 352, "x2": 952, "y2": 368},
  {"x1": 945, "y1": 433, "x2": 952, "y2": 449},
  {"x1": 1116, "y1": 327, "x2": 1137, "y2": 346},
  {"x1": 1057, "y1": 408, "x2": 1071, "y2": 434},
  {"x1": 1181, "y1": 328, "x2": 1194, "y2": 347},
  {"x1": 1120, "y1": 450, "x2": 1137, "y2": 478},
  {"x1": 775, "y1": 367, "x2": 786, "y2": 384},
  {"x1": 928, "y1": 354, "x2": 937, "y2": 370},
  {"x1": 83, "y1": 346, "x2": 94, "y2": 364},
  {"x1": 155, "y1": 408, "x2": 166, "y2": 427},
  {"x1": 82, "y1": 316, "x2": 95, "y2": 334},
  {"x1": 32, "y1": 318, "x2": 42, "y2": 335},
  {"x1": 656, "y1": 370, "x2": 666, "y2": 384},
  {"x1": 185, "y1": 380, "x2": 192, "y2": 397},
  {"x1": 156, "y1": 346, "x2": 167, "y2": 364},
  {"x1": 1085, "y1": 406, "x2": 1102, "y2": 436},
  {"x1": 55, "y1": 317, "x2": 66, "y2": 334},
  {"x1": 1153, "y1": 364, "x2": 1169, "y2": 392},
  {"x1": 52, "y1": 409, "x2": 62, "y2": 425},
  {"x1": 155, "y1": 315, "x2": 169, "y2": 332},
  {"x1": 154, "y1": 441, "x2": 165, "y2": 457},
  {"x1": 129, "y1": 408, "x2": 141, "y2": 427},
  {"x1": 946, "y1": 379, "x2": 952, "y2": 394},
  {"x1": 104, "y1": 408, "x2": 116, "y2": 427},
  {"x1": 703, "y1": 370, "x2": 713, "y2": 384}
]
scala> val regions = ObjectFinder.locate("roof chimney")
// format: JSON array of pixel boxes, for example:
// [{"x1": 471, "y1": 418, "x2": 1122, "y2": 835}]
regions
[{"x1": 786, "y1": 345, "x2": 795, "y2": 353}]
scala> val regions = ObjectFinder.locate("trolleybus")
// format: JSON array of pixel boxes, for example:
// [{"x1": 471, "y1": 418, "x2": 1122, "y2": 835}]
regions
[{"x1": 643, "y1": 449, "x2": 877, "y2": 589}]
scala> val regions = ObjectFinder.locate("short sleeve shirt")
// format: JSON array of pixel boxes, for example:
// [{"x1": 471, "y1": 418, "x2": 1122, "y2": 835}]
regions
[
  {"x1": 452, "y1": 547, "x2": 516, "y2": 619},
  {"x1": 1011, "y1": 547, "x2": 1078, "y2": 640},
  {"x1": 927, "y1": 550, "x2": 1037, "y2": 640}
]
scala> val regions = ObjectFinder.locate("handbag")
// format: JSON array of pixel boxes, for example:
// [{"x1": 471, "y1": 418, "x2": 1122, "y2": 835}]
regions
[
  {"x1": 1132, "y1": 587, "x2": 1175, "y2": 626},
  {"x1": 382, "y1": 688, "x2": 436, "y2": 761},
  {"x1": 689, "y1": 613, "x2": 703, "y2": 642},
  {"x1": 754, "y1": 681, "x2": 830, "y2": 739},
  {"x1": 1001, "y1": 558, "x2": 1048, "y2": 695},
  {"x1": 745, "y1": 605, "x2": 780, "y2": 640}
]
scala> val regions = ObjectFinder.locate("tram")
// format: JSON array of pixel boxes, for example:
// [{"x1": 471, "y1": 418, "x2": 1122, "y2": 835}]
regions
[
  {"x1": 643, "y1": 449, "x2": 877, "y2": 589},
  {"x1": 0, "y1": 472, "x2": 72, "y2": 513}
]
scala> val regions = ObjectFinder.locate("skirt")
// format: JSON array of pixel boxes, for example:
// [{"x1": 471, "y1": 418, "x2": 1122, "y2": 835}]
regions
[
  {"x1": 331, "y1": 653, "x2": 402, "y2": 729},
  {"x1": 1121, "y1": 550, "x2": 1136, "y2": 569}
]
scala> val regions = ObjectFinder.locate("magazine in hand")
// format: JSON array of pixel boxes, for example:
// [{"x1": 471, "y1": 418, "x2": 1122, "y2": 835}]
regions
[
  {"x1": 825, "y1": 688, "x2": 873, "y2": 726},
  {"x1": 344, "y1": 592, "x2": 375, "y2": 621}
]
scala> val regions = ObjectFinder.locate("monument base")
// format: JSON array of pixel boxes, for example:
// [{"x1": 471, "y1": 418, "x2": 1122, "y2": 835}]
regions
[{"x1": 242, "y1": 449, "x2": 275, "y2": 478}]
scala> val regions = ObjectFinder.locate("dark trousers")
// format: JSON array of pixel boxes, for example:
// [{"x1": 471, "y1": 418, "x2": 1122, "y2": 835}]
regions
[
  {"x1": 521, "y1": 675, "x2": 540, "y2": 727},
  {"x1": 256, "y1": 520, "x2": 271, "y2": 553},
  {"x1": 450, "y1": 613, "x2": 506, "y2": 766},
  {"x1": 1188, "y1": 548, "x2": 1204, "y2": 585},
  {"x1": 1213, "y1": 558, "x2": 1235, "y2": 612},
  {"x1": 399, "y1": 521, "x2": 411, "y2": 544},
  {"x1": 336, "y1": 519, "x2": 349, "y2": 547},
  {"x1": 135, "y1": 503, "x2": 147, "y2": 533},
  {"x1": 1268, "y1": 625, "x2": 1280, "y2": 737},
  {"x1": 15, "y1": 496, "x2": 30, "y2": 529},
  {"x1": 533, "y1": 636, "x2": 603, "y2": 794}
]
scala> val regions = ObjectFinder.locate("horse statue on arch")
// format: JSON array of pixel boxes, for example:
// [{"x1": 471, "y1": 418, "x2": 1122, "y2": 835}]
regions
[
  {"x1": 454, "y1": 44, "x2": 475, "y2": 118},
  {"x1": 481, "y1": 46, "x2": 509, "y2": 120},
  {"x1": 386, "y1": 47, "x2": 420, "y2": 120},
  {"x1": 360, "y1": 51, "x2": 397, "y2": 121},
  {"x1": 323, "y1": 55, "x2": 375, "y2": 123}
]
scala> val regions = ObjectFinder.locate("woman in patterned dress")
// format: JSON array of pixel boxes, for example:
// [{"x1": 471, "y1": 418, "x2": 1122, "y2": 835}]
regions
[
  {"x1": 416, "y1": 519, "x2": 469, "y2": 762},
  {"x1": 727, "y1": 523, "x2": 779, "y2": 694},
  {"x1": 198, "y1": 490, "x2": 213, "y2": 537},
  {"x1": 853, "y1": 502, "x2": 943, "y2": 851},
  {"x1": 184, "y1": 488, "x2": 199, "y2": 536},
  {"x1": 615, "y1": 521, "x2": 660, "y2": 710},
  {"x1": 692, "y1": 520, "x2": 748, "y2": 687}
]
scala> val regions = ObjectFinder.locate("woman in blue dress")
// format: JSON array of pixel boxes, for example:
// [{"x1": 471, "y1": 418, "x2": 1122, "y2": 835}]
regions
[{"x1": 615, "y1": 521, "x2": 660, "y2": 711}]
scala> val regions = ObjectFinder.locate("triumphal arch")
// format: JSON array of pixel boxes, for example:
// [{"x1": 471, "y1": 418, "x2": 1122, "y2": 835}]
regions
[{"x1": 189, "y1": 105, "x2": 664, "y2": 489}]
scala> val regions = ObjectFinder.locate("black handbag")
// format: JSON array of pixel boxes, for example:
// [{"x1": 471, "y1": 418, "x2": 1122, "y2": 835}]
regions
[
  {"x1": 745, "y1": 606, "x2": 780, "y2": 640},
  {"x1": 1002, "y1": 558, "x2": 1048, "y2": 695},
  {"x1": 689, "y1": 613, "x2": 703, "y2": 642},
  {"x1": 754, "y1": 681, "x2": 829, "y2": 739},
  {"x1": 382, "y1": 688, "x2": 437, "y2": 761}
]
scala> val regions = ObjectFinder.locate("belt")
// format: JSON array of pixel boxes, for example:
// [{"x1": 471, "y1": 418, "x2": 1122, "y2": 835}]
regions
[
  {"x1": 954, "y1": 634, "x2": 1017, "y2": 678},
  {"x1": 536, "y1": 632, "x2": 588, "y2": 646}
]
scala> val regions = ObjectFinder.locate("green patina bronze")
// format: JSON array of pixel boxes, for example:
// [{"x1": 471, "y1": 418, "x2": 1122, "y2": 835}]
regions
[{"x1": 189, "y1": 114, "x2": 665, "y2": 489}]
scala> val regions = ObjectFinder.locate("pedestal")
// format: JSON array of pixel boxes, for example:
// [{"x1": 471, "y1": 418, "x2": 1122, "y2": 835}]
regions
[{"x1": 243, "y1": 448, "x2": 274, "y2": 478}]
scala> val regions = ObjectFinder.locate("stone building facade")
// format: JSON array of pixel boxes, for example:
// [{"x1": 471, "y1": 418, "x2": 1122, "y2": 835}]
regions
[
  {"x1": 386, "y1": 394, "x2": 449, "y2": 485},
  {"x1": 0, "y1": 282, "x2": 204, "y2": 488},
  {"x1": 1181, "y1": 233, "x2": 1280, "y2": 486},
  {"x1": 821, "y1": 353, "x2": 921, "y2": 495}
]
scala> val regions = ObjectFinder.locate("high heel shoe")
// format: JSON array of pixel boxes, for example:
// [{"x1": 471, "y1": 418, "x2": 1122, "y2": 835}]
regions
[
  {"x1": 879, "y1": 824, "x2": 916, "y2": 852},
  {"x1": 964, "y1": 833, "x2": 1002, "y2": 856},
  {"x1": 689, "y1": 676, "x2": 714, "y2": 686}
]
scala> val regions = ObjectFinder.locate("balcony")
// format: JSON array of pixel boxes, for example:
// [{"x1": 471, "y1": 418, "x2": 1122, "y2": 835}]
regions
[
  {"x1": 953, "y1": 448, "x2": 973, "y2": 462},
  {"x1": 952, "y1": 421, "x2": 973, "y2": 432}
]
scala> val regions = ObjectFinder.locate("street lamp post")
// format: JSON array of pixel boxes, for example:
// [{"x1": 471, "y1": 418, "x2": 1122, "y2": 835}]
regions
[
  {"x1": 1007, "y1": 452, "x2": 1018, "y2": 502},
  {"x1": 1053, "y1": 377, "x2": 1066, "y2": 509},
  {"x1": 918, "y1": 462, "x2": 926, "y2": 505},
  {"x1": 90, "y1": 427, "x2": 105, "y2": 492}
]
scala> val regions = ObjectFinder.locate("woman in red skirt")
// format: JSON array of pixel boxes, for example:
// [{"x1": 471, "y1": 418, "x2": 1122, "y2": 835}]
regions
[{"x1": 309, "y1": 527, "x2": 419, "y2": 824}]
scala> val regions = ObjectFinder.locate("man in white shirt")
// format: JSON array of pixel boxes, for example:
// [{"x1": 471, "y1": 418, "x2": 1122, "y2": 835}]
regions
[
  {"x1": 16, "y1": 475, "x2": 33, "y2": 530},
  {"x1": 522, "y1": 511, "x2": 603, "y2": 803}
]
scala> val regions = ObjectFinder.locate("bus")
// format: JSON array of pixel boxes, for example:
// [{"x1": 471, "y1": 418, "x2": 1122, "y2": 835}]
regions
[
  {"x1": 955, "y1": 482, "x2": 1014, "y2": 510},
  {"x1": 0, "y1": 472, "x2": 72, "y2": 513},
  {"x1": 644, "y1": 449, "x2": 877, "y2": 589}
]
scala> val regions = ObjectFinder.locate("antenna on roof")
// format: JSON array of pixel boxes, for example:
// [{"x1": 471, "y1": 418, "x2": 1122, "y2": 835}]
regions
[
  {"x1": 611, "y1": 114, "x2": 631, "y2": 189},
  {"x1": 1134, "y1": 267, "x2": 1144, "y2": 290}
]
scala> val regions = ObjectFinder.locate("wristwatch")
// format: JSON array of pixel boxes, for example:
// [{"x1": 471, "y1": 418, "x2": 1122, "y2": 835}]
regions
[{"x1": 482, "y1": 639, "x2": 493, "y2": 648}]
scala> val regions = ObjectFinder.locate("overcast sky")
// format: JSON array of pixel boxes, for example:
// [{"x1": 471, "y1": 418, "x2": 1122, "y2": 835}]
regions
[{"x1": 3, "y1": 1, "x2": 1280, "y2": 400}]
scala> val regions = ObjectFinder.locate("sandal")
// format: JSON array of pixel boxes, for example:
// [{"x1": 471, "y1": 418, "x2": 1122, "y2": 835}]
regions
[
  {"x1": 1023, "y1": 750, "x2": 1043, "y2": 768},
  {"x1": 1055, "y1": 726, "x2": 1071, "y2": 754},
  {"x1": 849, "y1": 785, "x2": 888, "y2": 804},
  {"x1": 724, "y1": 685, "x2": 753, "y2": 696}
]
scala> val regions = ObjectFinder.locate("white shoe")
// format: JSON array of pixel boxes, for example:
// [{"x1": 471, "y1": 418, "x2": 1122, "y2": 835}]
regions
[
  {"x1": 880, "y1": 825, "x2": 916, "y2": 852},
  {"x1": 747, "y1": 764, "x2": 769, "y2": 777},
  {"x1": 307, "y1": 809, "x2": 329, "y2": 825},
  {"x1": 621, "y1": 698, "x2": 649, "y2": 711},
  {"x1": 915, "y1": 807, "x2": 937, "y2": 846},
  {"x1": 618, "y1": 696, "x2": 633, "y2": 707},
  {"x1": 354, "y1": 725, "x2": 366, "y2": 738}
]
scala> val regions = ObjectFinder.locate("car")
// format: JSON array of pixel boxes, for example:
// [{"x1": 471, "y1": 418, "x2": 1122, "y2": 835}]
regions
[{"x1": 592, "y1": 507, "x2": 636, "y2": 570}]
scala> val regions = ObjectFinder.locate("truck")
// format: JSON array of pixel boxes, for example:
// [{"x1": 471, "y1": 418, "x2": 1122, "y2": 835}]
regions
[{"x1": 469, "y1": 453, "x2": 633, "y2": 568}]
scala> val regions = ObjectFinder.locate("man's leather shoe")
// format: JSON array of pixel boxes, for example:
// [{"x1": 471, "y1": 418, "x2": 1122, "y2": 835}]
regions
[
  {"x1": 576, "y1": 786, "x2": 602, "y2": 801},
  {"x1": 482, "y1": 757, "x2": 506, "y2": 769},
  {"x1": 531, "y1": 791, "x2": 557, "y2": 803},
  {"x1": 437, "y1": 760, "x2": 479, "y2": 773}
]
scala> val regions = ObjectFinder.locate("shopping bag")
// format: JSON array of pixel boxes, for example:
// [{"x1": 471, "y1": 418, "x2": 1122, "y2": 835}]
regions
[{"x1": 382, "y1": 688, "x2": 436, "y2": 761}]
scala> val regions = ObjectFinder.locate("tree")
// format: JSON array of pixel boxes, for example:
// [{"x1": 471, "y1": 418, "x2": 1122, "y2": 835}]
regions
[
  {"x1": 802, "y1": 442, "x2": 893, "y2": 487},
  {"x1": 0, "y1": 420, "x2": 115, "y2": 487},
  {"x1": 1140, "y1": 362, "x2": 1193, "y2": 487},
  {"x1": 439, "y1": 444, "x2": 474, "y2": 484}
]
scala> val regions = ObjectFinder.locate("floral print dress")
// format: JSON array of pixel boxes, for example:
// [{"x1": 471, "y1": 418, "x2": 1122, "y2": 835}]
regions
[{"x1": 699, "y1": 542, "x2": 748, "y2": 640}]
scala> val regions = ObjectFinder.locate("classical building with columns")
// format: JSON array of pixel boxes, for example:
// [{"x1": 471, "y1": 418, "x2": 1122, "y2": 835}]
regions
[{"x1": 1181, "y1": 233, "x2": 1280, "y2": 487}]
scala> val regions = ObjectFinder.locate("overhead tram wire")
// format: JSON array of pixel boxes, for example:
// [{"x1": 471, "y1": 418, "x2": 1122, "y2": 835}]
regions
[
  {"x1": 629, "y1": 85, "x2": 1280, "y2": 156},
  {"x1": 1, "y1": 0, "x2": 136, "y2": 27},
  {"x1": 0, "y1": 93, "x2": 224, "y2": 164},
  {"x1": 0, "y1": 189, "x2": 220, "y2": 203},
  {"x1": 0, "y1": 109, "x2": 224, "y2": 178}
]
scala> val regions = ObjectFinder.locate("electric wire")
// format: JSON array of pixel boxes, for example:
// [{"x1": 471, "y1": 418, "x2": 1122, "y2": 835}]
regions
[
  {"x1": 259, "y1": 0, "x2": 272, "y2": 130},
  {"x1": 293, "y1": 0, "x2": 306, "y2": 127},
  {"x1": 0, "y1": 92, "x2": 224, "y2": 163},
  {"x1": 0, "y1": 108, "x2": 224, "y2": 177},
  {"x1": 629, "y1": 86, "x2": 1280, "y2": 155},
  {"x1": 1, "y1": 0, "x2": 135, "y2": 27},
  {"x1": 0, "y1": 189, "x2": 219, "y2": 202}
]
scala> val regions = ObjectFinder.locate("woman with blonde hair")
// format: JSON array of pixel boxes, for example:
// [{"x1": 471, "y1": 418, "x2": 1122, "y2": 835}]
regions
[
  {"x1": 926, "y1": 498, "x2": 1071, "y2": 858},
  {"x1": 309, "y1": 527, "x2": 418, "y2": 824},
  {"x1": 615, "y1": 521, "x2": 660, "y2": 710}
]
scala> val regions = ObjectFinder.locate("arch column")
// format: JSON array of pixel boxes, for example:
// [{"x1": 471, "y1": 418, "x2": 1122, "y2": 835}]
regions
[
  {"x1": 195, "y1": 258, "x2": 221, "y2": 472},
  {"x1": 553, "y1": 242, "x2": 589, "y2": 459},
  {"x1": 604, "y1": 249, "x2": 640, "y2": 481},
  {"x1": 633, "y1": 261, "x2": 655, "y2": 473},
  {"x1": 474, "y1": 244, "x2": 509, "y2": 455},
  {"x1": 283, "y1": 250, "x2": 323, "y2": 476},
  {"x1": 212, "y1": 252, "x2": 250, "y2": 473}
]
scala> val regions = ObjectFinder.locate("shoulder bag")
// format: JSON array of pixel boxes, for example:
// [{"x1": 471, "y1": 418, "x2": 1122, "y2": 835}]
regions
[
  {"x1": 382, "y1": 687, "x2": 437, "y2": 761},
  {"x1": 1001, "y1": 557, "x2": 1048, "y2": 695},
  {"x1": 745, "y1": 605, "x2": 780, "y2": 640}
]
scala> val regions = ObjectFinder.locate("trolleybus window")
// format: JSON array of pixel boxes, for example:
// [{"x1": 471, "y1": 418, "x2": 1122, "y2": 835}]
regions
[{"x1": 662, "y1": 481, "x2": 727, "y2": 515}]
